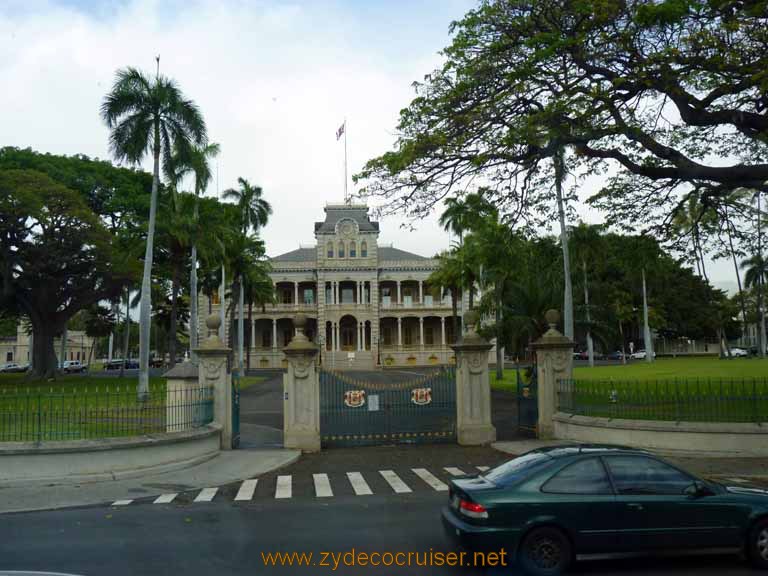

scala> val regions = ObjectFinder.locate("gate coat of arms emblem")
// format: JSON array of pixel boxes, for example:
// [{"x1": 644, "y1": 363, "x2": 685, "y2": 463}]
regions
[
  {"x1": 411, "y1": 387, "x2": 432, "y2": 405},
  {"x1": 344, "y1": 390, "x2": 366, "y2": 408}
]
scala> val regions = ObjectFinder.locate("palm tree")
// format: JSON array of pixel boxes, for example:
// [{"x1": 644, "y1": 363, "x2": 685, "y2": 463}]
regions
[
  {"x1": 553, "y1": 146, "x2": 574, "y2": 340},
  {"x1": 101, "y1": 66, "x2": 207, "y2": 399},
  {"x1": 742, "y1": 253, "x2": 767, "y2": 357},
  {"x1": 428, "y1": 252, "x2": 464, "y2": 342},
  {"x1": 169, "y1": 142, "x2": 220, "y2": 360},
  {"x1": 243, "y1": 265, "x2": 275, "y2": 371},
  {"x1": 223, "y1": 178, "x2": 272, "y2": 375},
  {"x1": 570, "y1": 223, "x2": 604, "y2": 367}
]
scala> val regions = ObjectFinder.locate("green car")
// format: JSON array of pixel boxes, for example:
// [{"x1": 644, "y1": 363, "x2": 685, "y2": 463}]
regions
[{"x1": 442, "y1": 444, "x2": 768, "y2": 575}]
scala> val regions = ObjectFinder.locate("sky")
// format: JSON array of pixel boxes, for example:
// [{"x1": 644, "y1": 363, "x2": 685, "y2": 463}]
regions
[{"x1": 0, "y1": 0, "x2": 737, "y2": 291}]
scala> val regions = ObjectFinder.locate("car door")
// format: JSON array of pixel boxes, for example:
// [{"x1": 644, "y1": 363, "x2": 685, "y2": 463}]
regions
[
  {"x1": 604, "y1": 455, "x2": 740, "y2": 551},
  {"x1": 537, "y1": 457, "x2": 618, "y2": 554}
]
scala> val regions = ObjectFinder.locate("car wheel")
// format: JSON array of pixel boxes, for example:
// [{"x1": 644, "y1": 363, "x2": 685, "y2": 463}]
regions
[
  {"x1": 749, "y1": 519, "x2": 768, "y2": 569},
  {"x1": 519, "y1": 526, "x2": 572, "y2": 576}
]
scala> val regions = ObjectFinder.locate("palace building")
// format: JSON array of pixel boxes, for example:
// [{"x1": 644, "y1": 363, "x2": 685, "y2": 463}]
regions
[{"x1": 200, "y1": 203, "x2": 478, "y2": 370}]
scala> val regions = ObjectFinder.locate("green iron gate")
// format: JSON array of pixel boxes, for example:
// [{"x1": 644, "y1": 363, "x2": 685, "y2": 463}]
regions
[
  {"x1": 320, "y1": 367, "x2": 456, "y2": 447},
  {"x1": 231, "y1": 372, "x2": 241, "y2": 449},
  {"x1": 516, "y1": 363, "x2": 538, "y2": 437}
]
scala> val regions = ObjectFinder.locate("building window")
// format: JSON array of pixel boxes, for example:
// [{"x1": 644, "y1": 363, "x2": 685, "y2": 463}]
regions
[
  {"x1": 338, "y1": 242, "x2": 345, "y2": 258},
  {"x1": 349, "y1": 241, "x2": 356, "y2": 258},
  {"x1": 327, "y1": 242, "x2": 334, "y2": 258},
  {"x1": 361, "y1": 241, "x2": 367, "y2": 257},
  {"x1": 303, "y1": 289, "x2": 314, "y2": 304},
  {"x1": 6, "y1": 352, "x2": 12, "y2": 362}
]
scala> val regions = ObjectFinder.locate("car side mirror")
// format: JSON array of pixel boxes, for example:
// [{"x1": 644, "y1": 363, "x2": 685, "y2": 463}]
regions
[{"x1": 685, "y1": 481, "x2": 712, "y2": 498}]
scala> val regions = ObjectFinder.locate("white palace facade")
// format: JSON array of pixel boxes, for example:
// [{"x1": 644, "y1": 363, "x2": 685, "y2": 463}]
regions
[{"x1": 200, "y1": 203, "x2": 478, "y2": 370}]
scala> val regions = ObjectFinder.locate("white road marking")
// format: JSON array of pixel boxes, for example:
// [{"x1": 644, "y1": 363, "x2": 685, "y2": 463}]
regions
[
  {"x1": 476, "y1": 466, "x2": 490, "y2": 472},
  {"x1": 234, "y1": 479, "x2": 258, "y2": 501},
  {"x1": 111, "y1": 499, "x2": 133, "y2": 506},
  {"x1": 275, "y1": 475, "x2": 292, "y2": 499},
  {"x1": 380, "y1": 470, "x2": 412, "y2": 494},
  {"x1": 153, "y1": 493, "x2": 178, "y2": 504},
  {"x1": 347, "y1": 472, "x2": 373, "y2": 495},
  {"x1": 193, "y1": 487, "x2": 218, "y2": 502},
  {"x1": 313, "y1": 474, "x2": 333, "y2": 498},
  {"x1": 412, "y1": 468, "x2": 448, "y2": 491},
  {"x1": 444, "y1": 467, "x2": 467, "y2": 477}
]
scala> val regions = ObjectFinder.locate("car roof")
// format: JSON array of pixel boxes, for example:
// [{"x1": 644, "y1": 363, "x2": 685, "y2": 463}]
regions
[{"x1": 526, "y1": 444, "x2": 653, "y2": 458}]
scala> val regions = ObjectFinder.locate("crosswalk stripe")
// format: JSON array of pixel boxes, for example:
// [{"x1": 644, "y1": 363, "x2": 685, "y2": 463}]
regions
[
  {"x1": 347, "y1": 472, "x2": 373, "y2": 495},
  {"x1": 313, "y1": 474, "x2": 333, "y2": 498},
  {"x1": 476, "y1": 466, "x2": 490, "y2": 472},
  {"x1": 444, "y1": 467, "x2": 467, "y2": 477},
  {"x1": 412, "y1": 468, "x2": 448, "y2": 491},
  {"x1": 380, "y1": 470, "x2": 412, "y2": 494},
  {"x1": 234, "y1": 479, "x2": 258, "y2": 501},
  {"x1": 275, "y1": 475, "x2": 292, "y2": 499},
  {"x1": 194, "y1": 487, "x2": 218, "y2": 502},
  {"x1": 153, "y1": 493, "x2": 178, "y2": 504},
  {"x1": 111, "y1": 499, "x2": 133, "y2": 506}
]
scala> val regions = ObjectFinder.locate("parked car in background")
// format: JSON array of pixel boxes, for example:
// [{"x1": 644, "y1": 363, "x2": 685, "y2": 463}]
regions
[
  {"x1": 730, "y1": 347, "x2": 749, "y2": 358},
  {"x1": 62, "y1": 360, "x2": 87, "y2": 373},
  {"x1": 103, "y1": 359, "x2": 139, "y2": 370},
  {"x1": 607, "y1": 350, "x2": 625, "y2": 361},
  {"x1": 0, "y1": 362, "x2": 26, "y2": 373},
  {"x1": 442, "y1": 445, "x2": 768, "y2": 575},
  {"x1": 630, "y1": 349, "x2": 656, "y2": 360}
]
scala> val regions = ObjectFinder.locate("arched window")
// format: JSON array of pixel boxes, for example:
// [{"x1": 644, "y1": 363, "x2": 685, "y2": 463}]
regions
[
  {"x1": 361, "y1": 241, "x2": 367, "y2": 258},
  {"x1": 327, "y1": 242, "x2": 334, "y2": 258},
  {"x1": 338, "y1": 241, "x2": 345, "y2": 258},
  {"x1": 349, "y1": 241, "x2": 357, "y2": 258}
]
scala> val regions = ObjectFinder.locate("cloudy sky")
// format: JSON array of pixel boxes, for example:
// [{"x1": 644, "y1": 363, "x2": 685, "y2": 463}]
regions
[{"x1": 0, "y1": 0, "x2": 736, "y2": 289}]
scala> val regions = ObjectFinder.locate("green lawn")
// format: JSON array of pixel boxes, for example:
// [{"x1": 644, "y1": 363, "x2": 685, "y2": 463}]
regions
[
  {"x1": 490, "y1": 357, "x2": 768, "y2": 423},
  {"x1": 1, "y1": 374, "x2": 173, "y2": 442}
]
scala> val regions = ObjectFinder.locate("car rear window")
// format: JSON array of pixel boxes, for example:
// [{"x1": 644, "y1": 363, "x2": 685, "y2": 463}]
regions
[{"x1": 483, "y1": 452, "x2": 553, "y2": 486}]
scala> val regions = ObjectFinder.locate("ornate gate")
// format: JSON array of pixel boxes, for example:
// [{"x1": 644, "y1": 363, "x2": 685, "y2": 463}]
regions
[
  {"x1": 516, "y1": 363, "x2": 538, "y2": 437},
  {"x1": 319, "y1": 368, "x2": 456, "y2": 447}
]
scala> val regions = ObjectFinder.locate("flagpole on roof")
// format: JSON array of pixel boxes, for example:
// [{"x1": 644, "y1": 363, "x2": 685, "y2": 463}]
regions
[{"x1": 344, "y1": 117, "x2": 348, "y2": 203}]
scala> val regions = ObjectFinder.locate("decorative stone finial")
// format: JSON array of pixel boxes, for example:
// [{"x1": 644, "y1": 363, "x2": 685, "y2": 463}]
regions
[
  {"x1": 284, "y1": 313, "x2": 318, "y2": 353},
  {"x1": 545, "y1": 309, "x2": 560, "y2": 329},
  {"x1": 206, "y1": 314, "x2": 221, "y2": 338},
  {"x1": 293, "y1": 313, "x2": 309, "y2": 343},
  {"x1": 464, "y1": 310, "x2": 481, "y2": 334}
]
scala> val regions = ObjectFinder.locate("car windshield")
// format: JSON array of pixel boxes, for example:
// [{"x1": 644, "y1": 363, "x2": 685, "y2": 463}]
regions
[{"x1": 483, "y1": 451, "x2": 553, "y2": 486}]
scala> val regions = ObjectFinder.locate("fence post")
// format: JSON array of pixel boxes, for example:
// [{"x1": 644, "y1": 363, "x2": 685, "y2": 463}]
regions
[
  {"x1": 164, "y1": 362, "x2": 199, "y2": 433},
  {"x1": 283, "y1": 314, "x2": 321, "y2": 452},
  {"x1": 194, "y1": 313, "x2": 233, "y2": 450},
  {"x1": 451, "y1": 310, "x2": 496, "y2": 446},
  {"x1": 533, "y1": 310, "x2": 574, "y2": 439}
]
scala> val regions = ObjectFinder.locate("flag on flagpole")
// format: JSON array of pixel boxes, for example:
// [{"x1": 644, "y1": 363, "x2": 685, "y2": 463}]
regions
[{"x1": 336, "y1": 121, "x2": 346, "y2": 141}]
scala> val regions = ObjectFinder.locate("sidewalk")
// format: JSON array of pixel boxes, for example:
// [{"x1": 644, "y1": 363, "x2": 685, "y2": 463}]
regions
[
  {"x1": 0, "y1": 447, "x2": 299, "y2": 514},
  {"x1": 492, "y1": 440, "x2": 768, "y2": 478}
]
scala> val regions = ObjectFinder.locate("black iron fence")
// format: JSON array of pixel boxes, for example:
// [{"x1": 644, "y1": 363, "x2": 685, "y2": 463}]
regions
[
  {"x1": 0, "y1": 383, "x2": 214, "y2": 442},
  {"x1": 557, "y1": 378, "x2": 768, "y2": 423}
]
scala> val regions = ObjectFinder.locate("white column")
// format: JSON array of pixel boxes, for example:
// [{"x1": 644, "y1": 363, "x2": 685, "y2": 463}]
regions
[
  {"x1": 335, "y1": 281, "x2": 339, "y2": 305},
  {"x1": 363, "y1": 322, "x2": 367, "y2": 350},
  {"x1": 397, "y1": 317, "x2": 402, "y2": 347},
  {"x1": 294, "y1": 282, "x2": 299, "y2": 306},
  {"x1": 357, "y1": 281, "x2": 361, "y2": 304},
  {"x1": 358, "y1": 322, "x2": 363, "y2": 351},
  {"x1": 441, "y1": 317, "x2": 446, "y2": 346},
  {"x1": 396, "y1": 281, "x2": 401, "y2": 304},
  {"x1": 419, "y1": 317, "x2": 424, "y2": 349},
  {"x1": 419, "y1": 281, "x2": 423, "y2": 304},
  {"x1": 332, "y1": 322, "x2": 337, "y2": 351},
  {"x1": 272, "y1": 319, "x2": 277, "y2": 349},
  {"x1": 251, "y1": 318, "x2": 256, "y2": 350}
]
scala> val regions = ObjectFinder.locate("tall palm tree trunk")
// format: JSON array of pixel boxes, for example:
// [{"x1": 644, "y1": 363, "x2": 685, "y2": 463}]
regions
[
  {"x1": 618, "y1": 319, "x2": 627, "y2": 365},
  {"x1": 120, "y1": 288, "x2": 130, "y2": 378},
  {"x1": 169, "y1": 261, "x2": 180, "y2": 366},
  {"x1": 451, "y1": 288, "x2": 459, "y2": 343},
  {"x1": 495, "y1": 286, "x2": 504, "y2": 380},
  {"x1": 642, "y1": 268, "x2": 654, "y2": 363},
  {"x1": 582, "y1": 260, "x2": 594, "y2": 367},
  {"x1": 554, "y1": 148, "x2": 574, "y2": 340},
  {"x1": 137, "y1": 135, "x2": 160, "y2": 400},
  {"x1": 757, "y1": 191, "x2": 766, "y2": 358},
  {"x1": 725, "y1": 204, "x2": 749, "y2": 337},
  {"x1": 247, "y1": 299, "x2": 253, "y2": 371},
  {"x1": 59, "y1": 323, "x2": 68, "y2": 372},
  {"x1": 219, "y1": 264, "x2": 226, "y2": 342},
  {"x1": 190, "y1": 193, "x2": 200, "y2": 362},
  {"x1": 237, "y1": 274, "x2": 245, "y2": 376}
]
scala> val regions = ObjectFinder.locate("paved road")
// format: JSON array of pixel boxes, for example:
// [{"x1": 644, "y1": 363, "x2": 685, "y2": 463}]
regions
[{"x1": 1, "y1": 490, "x2": 758, "y2": 575}]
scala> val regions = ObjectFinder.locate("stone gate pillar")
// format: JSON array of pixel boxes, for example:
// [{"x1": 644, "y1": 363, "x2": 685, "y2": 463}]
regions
[
  {"x1": 195, "y1": 314, "x2": 233, "y2": 450},
  {"x1": 451, "y1": 310, "x2": 496, "y2": 445},
  {"x1": 533, "y1": 309, "x2": 574, "y2": 439},
  {"x1": 283, "y1": 314, "x2": 321, "y2": 452}
]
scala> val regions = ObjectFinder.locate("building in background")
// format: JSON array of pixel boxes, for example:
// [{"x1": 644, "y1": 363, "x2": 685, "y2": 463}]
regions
[
  {"x1": 200, "y1": 203, "x2": 488, "y2": 370},
  {"x1": 0, "y1": 325, "x2": 95, "y2": 366}
]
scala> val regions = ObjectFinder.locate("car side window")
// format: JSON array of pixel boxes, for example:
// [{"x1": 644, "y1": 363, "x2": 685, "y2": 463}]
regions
[
  {"x1": 604, "y1": 456, "x2": 692, "y2": 495},
  {"x1": 541, "y1": 457, "x2": 613, "y2": 495}
]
